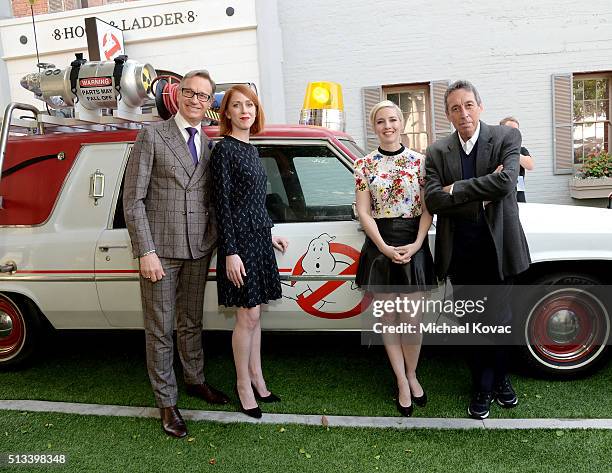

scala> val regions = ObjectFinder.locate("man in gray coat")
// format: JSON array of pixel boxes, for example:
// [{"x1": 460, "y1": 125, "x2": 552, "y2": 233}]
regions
[
  {"x1": 424, "y1": 80, "x2": 530, "y2": 420},
  {"x1": 124, "y1": 70, "x2": 229, "y2": 438}
]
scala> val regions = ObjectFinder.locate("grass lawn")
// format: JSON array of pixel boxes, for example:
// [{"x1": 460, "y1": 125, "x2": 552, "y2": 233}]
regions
[
  {"x1": 0, "y1": 331, "x2": 611, "y2": 420},
  {"x1": 0, "y1": 410, "x2": 611, "y2": 473}
]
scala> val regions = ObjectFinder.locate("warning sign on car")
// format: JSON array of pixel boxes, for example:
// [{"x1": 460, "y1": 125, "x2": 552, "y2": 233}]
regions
[
  {"x1": 78, "y1": 76, "x2": 116, "y2": 108},
  {"x1": 79, "y1": 77, "x2": 112, "y2": 88}
]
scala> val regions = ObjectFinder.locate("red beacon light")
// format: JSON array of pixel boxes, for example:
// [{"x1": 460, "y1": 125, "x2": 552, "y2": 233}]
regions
[{"x1": 299, "y1": 81, "x2": 345, "y2": 131}]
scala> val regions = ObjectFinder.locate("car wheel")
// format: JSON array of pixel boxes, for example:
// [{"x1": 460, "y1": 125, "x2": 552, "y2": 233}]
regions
[
  {"x1": 519, "y1": 273, "x2": 610, "y2": 377},
  {"x1": 0, "y1": 294, "x2": 41, "y2": 369}
]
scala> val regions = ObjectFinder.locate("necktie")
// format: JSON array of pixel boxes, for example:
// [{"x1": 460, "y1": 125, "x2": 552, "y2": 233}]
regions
[{"x1": 186, "y1": 127, "x2": 199, "y2": 165}]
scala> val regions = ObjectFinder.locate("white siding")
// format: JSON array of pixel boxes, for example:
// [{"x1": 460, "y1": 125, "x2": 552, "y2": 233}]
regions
[{"x1": 277, "y1": 0, "x2": 612, "y2": 205}]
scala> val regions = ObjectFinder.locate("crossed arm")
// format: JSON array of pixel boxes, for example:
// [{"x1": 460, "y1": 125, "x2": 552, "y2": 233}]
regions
[{"x1": 424, "y1": 127, "x2": 521, "y2": 218}]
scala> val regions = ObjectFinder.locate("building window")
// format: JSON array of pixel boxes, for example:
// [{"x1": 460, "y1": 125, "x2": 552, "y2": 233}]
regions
[
  {"x1": 572, "y1": 75, "x2": 610, "y2": 164},
  {"x1": 48, "y1": 0, "x2": 65, "y2": 13},
  {"x1": 361, "y1": 81, "x2": 450, "y2": 154},
  {"x1": 10, "y1": 0, "x2": 139, "y2": 17},
  {"x1": 384, "y1": 84, "x2": 431, "y2": 154}
]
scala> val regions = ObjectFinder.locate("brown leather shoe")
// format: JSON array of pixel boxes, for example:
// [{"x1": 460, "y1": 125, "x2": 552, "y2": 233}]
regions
[
  {"x1": 159, "y1": 406, "x2": 187, "y2": 438},
  {"x1": 186, "y1": 382, "x2": 230, "y2": 405}
]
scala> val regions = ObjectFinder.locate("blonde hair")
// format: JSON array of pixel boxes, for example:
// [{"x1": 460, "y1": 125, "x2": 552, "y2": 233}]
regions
[
  {"x1": 369, "y1": 100, "x2": 404, "y2": 129},
  {"x1": 179, "y1": 69, "x2": 216, "y2": 94}
]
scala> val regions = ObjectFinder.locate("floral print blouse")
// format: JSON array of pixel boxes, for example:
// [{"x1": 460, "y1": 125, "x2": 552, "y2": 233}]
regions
[{"x1": 354, "y1": 145, "x2": 426, "y2": 218}]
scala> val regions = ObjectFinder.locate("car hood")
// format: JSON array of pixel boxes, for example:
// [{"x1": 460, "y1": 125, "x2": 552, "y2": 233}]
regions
[{"x1": 519, "y1": 203, "x2": 612, "y2": 262}]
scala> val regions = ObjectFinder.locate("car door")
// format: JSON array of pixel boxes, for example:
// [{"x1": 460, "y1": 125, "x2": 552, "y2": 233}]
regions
[
  {"x1": 227, "y1": 139, "x2": 368, "y2": 330},
  {"x1": 94, "y1": 144, "x2": 143, "y2": 327},
  {"x1": 96, "y1": 143, "x2": 222, "y2": 329},
  {"x1": 95, "y1": 139, "x2": 369, "y2": 330}
]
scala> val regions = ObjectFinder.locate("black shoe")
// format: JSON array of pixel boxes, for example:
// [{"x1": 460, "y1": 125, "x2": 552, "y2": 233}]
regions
[
  {"x1": 395, "y1": 392, "x2": 413, "y2": 417},
  {"x1": 412, "y1": 390, "x2": 427, "y2": 408},
  {"x1": 234, "y1": 384, "x2": 262, "y2": 419},
  {"x1": 494, "y1": 376, "x2": 518, "y2": 408},
  {"x1": 251, "y1": 383, "x2": 281, "y2": 403},
  {"x1": 467, "y1": 391, "x2": 493, "y2": 420}
]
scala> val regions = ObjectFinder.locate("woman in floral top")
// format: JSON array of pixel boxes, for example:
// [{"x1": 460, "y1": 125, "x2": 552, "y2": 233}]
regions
[{"x1": 355, "y1": 100, "x2": 435, "y2": 417}]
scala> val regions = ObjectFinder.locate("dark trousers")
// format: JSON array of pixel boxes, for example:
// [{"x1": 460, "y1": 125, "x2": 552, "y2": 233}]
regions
[{"x1": 449, "y1": 238, "x2": 513, "y2": 393}]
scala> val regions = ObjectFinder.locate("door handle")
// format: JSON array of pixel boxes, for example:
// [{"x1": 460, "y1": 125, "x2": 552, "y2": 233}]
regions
[
  {"x1": 99, "y1": 245, "x2": 128, "y2": 252},
  {"x1": 0, "y1": 261, "x2": 17, "y2": 274}
]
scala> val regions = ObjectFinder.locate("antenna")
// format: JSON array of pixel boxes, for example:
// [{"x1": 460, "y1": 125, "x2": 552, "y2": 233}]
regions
[{"x1": 27, "y1": 0, "x2": 41, "y2": 70}]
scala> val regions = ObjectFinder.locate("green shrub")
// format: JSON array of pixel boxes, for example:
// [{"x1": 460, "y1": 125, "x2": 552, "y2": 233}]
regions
[{"x1": 576, "y1": 150, "x2": 612, "y2": 178}]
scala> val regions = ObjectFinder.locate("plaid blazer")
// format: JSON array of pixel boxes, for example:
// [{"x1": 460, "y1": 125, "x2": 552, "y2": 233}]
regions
[{"x1": 123, "y1": 118, "x2": 217, "y2": 259}]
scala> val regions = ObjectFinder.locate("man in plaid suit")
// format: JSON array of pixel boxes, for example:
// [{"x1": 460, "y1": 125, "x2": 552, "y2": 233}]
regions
[{"x1": 124, "y1": 70, "x2": 229, "y2": 438}]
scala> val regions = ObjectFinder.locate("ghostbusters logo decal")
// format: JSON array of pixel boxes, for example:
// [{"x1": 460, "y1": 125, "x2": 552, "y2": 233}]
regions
[{"x1": 282, "y1": 233, "x2": 371, "y2": 319}]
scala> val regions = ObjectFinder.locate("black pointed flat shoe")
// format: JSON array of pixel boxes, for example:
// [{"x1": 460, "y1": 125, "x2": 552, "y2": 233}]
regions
[{"x1": 251, "y1": 383, "x2": 281, "y2": 403}]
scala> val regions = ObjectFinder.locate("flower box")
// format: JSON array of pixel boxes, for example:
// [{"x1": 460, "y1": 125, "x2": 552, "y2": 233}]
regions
[
  {"x1": 569, "y1": 176, "x2": 612, "y2": 199},
  {"x1": 570, "y1": 150, "x2": 612, "y2": 199}
]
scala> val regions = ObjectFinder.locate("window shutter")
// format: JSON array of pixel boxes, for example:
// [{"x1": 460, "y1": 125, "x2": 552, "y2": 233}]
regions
[
  {"x1": 430, "y1": 80, "x2": 452, "y2": 142},
  {"x1": 552, "y1": 73, "x2": 574, "y2": 174},
  {"x1": 362, "y1": 86, "x2": 382, "y2": 152}
]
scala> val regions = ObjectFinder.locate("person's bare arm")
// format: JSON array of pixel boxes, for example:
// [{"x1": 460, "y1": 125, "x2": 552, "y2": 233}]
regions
[{"x1": 520, "y1": 153, "x2": 535, "y2": 171}]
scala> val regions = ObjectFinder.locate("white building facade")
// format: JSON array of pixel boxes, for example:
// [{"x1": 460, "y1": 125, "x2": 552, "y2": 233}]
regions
[
  {"x1": 2, "y1": 0, "x2": 612, "y2": 206},
  {"x1": 0, "y1": 0, "x2": 287, "y2": 121}
]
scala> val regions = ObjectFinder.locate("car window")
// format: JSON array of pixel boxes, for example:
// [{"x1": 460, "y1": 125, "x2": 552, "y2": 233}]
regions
[
  {"x1": 261, "y1": 155, "x2": 289, "y2": 205},
  {"x1": 293, "y1": 156, "x2": 354, "y2": 208},
  {"x1": 113, "y1": 174, "x2": 126, "y2": 229},
  {"x1": 113, "y1": 143, "x2": 355, "y2": 228},
  {"x1": 257, "y1": 144, "x2": 354, "y2": 223},
  {"x1": 112, "y1": 145, "x2": 132, "y2": 230}
]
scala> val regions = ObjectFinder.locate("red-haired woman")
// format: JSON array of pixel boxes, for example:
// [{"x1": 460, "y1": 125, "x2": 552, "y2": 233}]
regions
[{"x1": 211, "y1": 85, "x2": 288, "y2": 418}]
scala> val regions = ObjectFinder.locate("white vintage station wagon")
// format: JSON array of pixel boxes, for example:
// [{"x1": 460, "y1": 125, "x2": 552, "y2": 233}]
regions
[{"x1": 0, "y1": 101, "x2": 611, "y2": 377}]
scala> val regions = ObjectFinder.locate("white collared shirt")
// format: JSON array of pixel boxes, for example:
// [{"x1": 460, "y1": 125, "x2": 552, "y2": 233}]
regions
[
  {"x1": 174, "y1": 112, "x2": 201, "y2": 160},
  {"x1": 458, "y1": 121, "x2": 481, "y2": 156}
]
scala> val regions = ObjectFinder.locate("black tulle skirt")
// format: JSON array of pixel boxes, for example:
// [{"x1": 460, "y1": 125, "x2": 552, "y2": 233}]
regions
[{"x1": 355, "y1": 217, "x2": 436, "y2": 293}]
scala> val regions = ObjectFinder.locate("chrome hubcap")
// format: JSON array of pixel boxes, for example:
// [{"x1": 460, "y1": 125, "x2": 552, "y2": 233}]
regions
[
  {"x1": 0, "y1": 312, "x2": 13, "y2": 339},
  {"x1": 547, "y1": 309, "x2": 580, "y2": 344}
]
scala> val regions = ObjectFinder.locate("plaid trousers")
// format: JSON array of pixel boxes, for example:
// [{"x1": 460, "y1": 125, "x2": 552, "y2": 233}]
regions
[{"x1": 140, "y1": 254, "x2": 211, "y2": 408}]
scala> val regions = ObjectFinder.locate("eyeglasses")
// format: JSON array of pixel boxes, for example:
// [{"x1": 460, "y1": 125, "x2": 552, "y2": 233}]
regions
[{"x1": 181, "y1": 88, "x2": 212, "y2": 103}]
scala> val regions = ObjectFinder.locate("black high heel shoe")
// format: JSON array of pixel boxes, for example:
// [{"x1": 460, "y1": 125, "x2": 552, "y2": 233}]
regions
[
  {"x1": 234, "y1": 384, "x2": 262, "y2": 419},
  {"x1": 395, "y1": 392, "x2": 413, "y2": 417},
  {"x1": 251, "y1": 383, "x2": 281, "y2": 403},
  {"x1": 412, "y1": 390, "x2": 427, "y2": 408}
]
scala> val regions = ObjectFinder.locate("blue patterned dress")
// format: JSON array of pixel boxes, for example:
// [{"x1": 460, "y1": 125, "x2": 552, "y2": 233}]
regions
[{"x1": 211, "y1": 135, "x2": 282, "y2": 308}]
